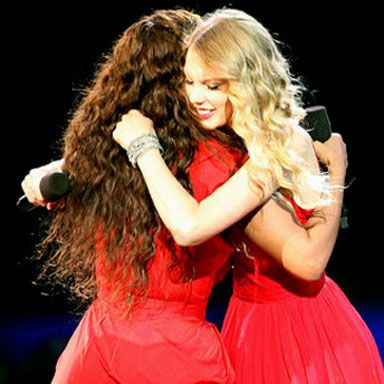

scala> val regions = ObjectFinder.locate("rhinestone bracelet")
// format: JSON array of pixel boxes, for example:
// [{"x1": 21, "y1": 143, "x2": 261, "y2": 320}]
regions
[{"x1": 126, "y1": 133, "x2": 164, "y2": 168}]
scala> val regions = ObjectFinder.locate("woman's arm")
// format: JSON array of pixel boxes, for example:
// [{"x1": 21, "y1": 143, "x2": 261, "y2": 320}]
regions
[
  {"x1": 113, "y1": 110, "x2": 277, "y2": 246},
  {"x1": 243, "y1": 133, "x2": 347, "y2": 281},
  {"x1": 137, "y1": 149, "x2": 274, "y2": 245}
]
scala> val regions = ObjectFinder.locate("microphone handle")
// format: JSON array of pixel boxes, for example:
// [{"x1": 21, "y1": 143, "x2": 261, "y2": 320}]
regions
[{"x1": 16, "y1": 195, "x2": 40, "y2": 212}]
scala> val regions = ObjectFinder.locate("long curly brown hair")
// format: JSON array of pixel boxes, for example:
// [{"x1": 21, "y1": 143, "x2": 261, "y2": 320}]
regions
[{"x1": 35, "y1": 9, "x2": 244, "y2": 312}]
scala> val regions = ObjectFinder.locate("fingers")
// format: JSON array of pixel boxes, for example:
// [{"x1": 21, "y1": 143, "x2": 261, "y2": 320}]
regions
[
  {"x1": 330, "y1": 132, "x2": 342, "y2": 139},
  {"x1": 20, "y1": 168, "x2": 48, "y2": 207},
  {"x1": 313, "y1": 132, "x2": 348, "y2": 172},
  {"x1": 113, "y1": 110, "x2": 155, "y2": 150},
  {"x1": 121, "y1": 109, "x2": 141, "y2": 120},
  {"x1": 47, "y1": 200, "x2": 65, "y2": 211},
  {"x1": 313, "y1": 141, "x2": 331, "y2": 167}
]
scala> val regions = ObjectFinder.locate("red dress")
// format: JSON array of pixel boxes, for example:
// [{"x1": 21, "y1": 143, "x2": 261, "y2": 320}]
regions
[
  {"x1": 51, "y1": 140, "x2": 243, "y2": 384},
  {"x1": 221, "y1": 197, "x2": 384, "y2": 383}
]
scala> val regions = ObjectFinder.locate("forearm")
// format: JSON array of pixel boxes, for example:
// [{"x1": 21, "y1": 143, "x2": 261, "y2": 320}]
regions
[
  {"x1": 137, "y1": 149, "x2": 274, "y2": 246},
  {"x1": 285, "y1": 130, "x2": 349, "y2": 279},
  {"x1": 288, "y1": 171, "x2": 345, "y2": 279},
  {"x1": 302, "y1": 185, "x2": 344, "y2": 276},
  {"x1": 137, "y1": 149, "x2": 200, "y2": 240}
]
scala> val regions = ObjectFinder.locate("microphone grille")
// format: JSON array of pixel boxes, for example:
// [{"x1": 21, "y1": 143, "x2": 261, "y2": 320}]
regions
[{"x1": 39, "y1": 172, "x2": 70, "y2": 201}]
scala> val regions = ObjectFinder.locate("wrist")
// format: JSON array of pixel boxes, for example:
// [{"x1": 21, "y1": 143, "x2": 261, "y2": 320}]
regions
[
  {"x1": 125, "y1": 133, "x2": 164, "y2": 168},
  {"x1": 50, "y1": 159, "x2": 65, "y2": 172},
  {"x1": 136, "y1": 147, "x2": 163, "y2": 168},
  {"x1": 328, "y1": 168, "x2": 346, "y2": 185}
]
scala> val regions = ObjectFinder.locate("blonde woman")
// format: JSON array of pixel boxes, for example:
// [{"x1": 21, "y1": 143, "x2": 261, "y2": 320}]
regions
[{"x1": 113, "y1": 8, "x2": 384, "y2": 383}]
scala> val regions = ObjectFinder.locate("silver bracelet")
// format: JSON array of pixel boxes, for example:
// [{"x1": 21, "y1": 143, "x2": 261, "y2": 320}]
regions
[{"x1": 126, "y1": 133, "x2": 164, "y2": 168}]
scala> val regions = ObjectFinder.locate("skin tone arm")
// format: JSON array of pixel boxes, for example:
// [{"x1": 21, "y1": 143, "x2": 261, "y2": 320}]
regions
[
  {"x1": 132, "y1": 147, "x2": 273, "y2": 246},
  {"x1": 243, "y1": 133, "x2": 347, "y2": 281}
]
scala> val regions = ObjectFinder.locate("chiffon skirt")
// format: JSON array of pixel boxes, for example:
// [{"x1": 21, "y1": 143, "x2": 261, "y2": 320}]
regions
[{"x1": 222, "y1": 277, "x2": 384, "y2": 384}]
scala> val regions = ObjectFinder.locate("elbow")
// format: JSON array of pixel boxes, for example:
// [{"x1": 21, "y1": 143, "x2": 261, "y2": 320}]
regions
[
  {"x1": 283, "y1": 250, "x2": 326, "y2": 281},
  {"x1": 172, "y1": 232, "x2": 200, "y2": 247},
  {"x1": 168, "y1": 223, "x2": 206, "y2": 247},
  {"x1": 293, "y1": 265, "x2": 324, "y2": 281}
]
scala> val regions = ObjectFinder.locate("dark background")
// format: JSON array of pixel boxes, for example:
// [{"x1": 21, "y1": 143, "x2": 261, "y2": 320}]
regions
[{"x1": 2, "y1": 1, "x2": 382, "y2": 382}]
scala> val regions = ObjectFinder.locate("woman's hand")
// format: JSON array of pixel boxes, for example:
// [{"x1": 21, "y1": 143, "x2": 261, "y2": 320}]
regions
[
  {"x1": 113, "y1": 110, "x2": 155, "y2": 151},
  {"x1": 313, "y1": 133, "x2": 348, "y2": 180},
  {"x1": 21, "y1": 159, "x2": 64, "y2": 210}
]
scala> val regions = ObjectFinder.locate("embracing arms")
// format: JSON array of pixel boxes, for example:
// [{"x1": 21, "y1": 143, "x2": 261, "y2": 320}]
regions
[
  {"x1": 113, "y1": 111, "x2": 276, "y2": 245},
  {"x1": 21, "y1": 112, "x2": 275, "y2": 246},
  {"x1": 21, "y1": 109, "x2": 343, "y2": 257},
  {"x1": 243, "y1": 133, "x2": 347, "y2": 281},
  {"x1": 129, "y1": 147, "x2": 273, "y2": 245}
]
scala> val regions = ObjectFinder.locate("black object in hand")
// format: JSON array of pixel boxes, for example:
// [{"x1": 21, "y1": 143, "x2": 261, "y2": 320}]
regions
[
  {"x1": 17, "y1": 172, "x2": 70, "y2": 212},
  {"x1": 304, "y1": 105, "x2": 332, "y2": 142}
]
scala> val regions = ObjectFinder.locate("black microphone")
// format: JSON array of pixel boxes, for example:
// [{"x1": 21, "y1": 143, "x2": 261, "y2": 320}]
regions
[
  {"x1": 303, "y1": 105, "x2": 348, "y2": 229},
  {"x1": 17, "y1": 172, "x2": 70, "y2": 212},
  {"x1": 303, "y1": 105, "x2": 332, "y2": 142}
]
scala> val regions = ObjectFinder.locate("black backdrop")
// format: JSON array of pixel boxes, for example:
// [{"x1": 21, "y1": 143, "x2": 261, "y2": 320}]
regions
[{"x1": 3, "y1": 1, "x2": 382, "y2": 381}]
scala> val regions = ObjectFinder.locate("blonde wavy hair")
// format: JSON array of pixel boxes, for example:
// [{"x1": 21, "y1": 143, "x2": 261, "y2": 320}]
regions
[{"x1": 187, "y1": 8, "x2": 329, "y2": 208}]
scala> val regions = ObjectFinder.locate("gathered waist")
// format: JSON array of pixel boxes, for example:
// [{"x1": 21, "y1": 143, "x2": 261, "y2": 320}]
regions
[
  {"x1": 95, "y1": 296, "x2": 207, "y2": 321},
  {"x1": 233, "y1": 273, "x2": 326, "y2": 303}
]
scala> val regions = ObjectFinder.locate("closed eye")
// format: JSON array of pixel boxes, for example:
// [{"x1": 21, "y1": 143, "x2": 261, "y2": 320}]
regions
[
  {"x1": 207, "y1": 83, "x2": 221, "y2": 90},
  {"x1": 207, "y1": 80, "x2": 228, "y2": 91}
]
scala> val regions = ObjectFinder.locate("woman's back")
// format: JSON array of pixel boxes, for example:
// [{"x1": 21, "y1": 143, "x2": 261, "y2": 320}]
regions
[{"x1": 52, "y1": 139, "x2": 244, "y2": 384}]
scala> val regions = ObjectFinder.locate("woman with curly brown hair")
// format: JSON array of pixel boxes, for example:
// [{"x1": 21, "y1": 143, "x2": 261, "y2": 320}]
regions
[{"x1": 20, "y1": 9, "x2": 252, "y2": 383}]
